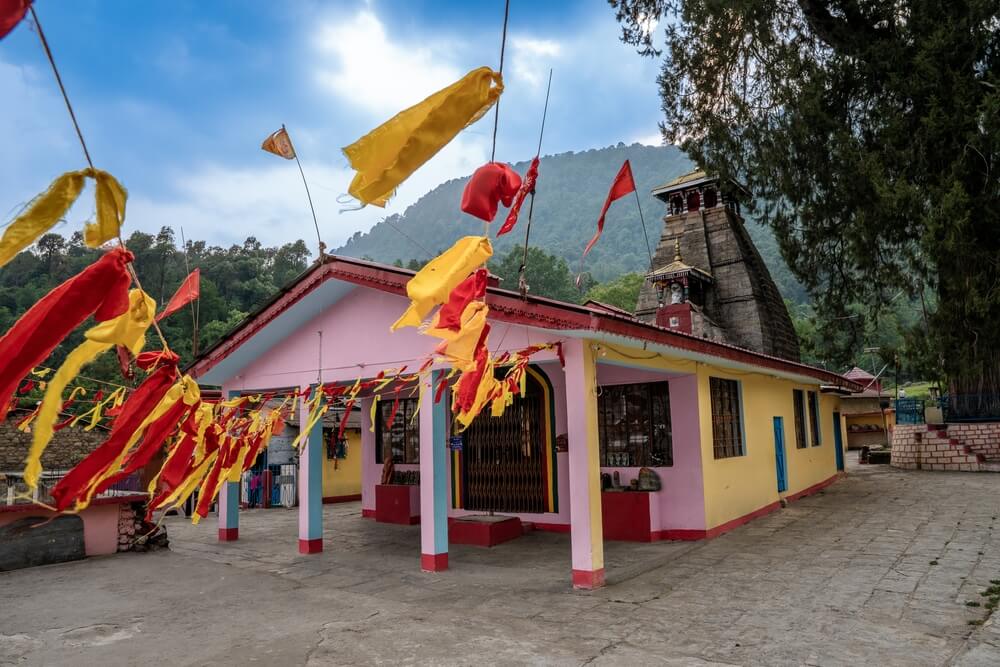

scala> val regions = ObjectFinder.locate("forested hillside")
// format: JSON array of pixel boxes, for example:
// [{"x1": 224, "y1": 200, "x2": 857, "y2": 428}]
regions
[{"x1": 336, "y1": 143, "x2": 808, "y2": 304}]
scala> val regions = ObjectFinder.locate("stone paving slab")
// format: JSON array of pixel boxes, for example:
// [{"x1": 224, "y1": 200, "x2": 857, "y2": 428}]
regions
[{"x1": 1, "y1": 456, "x2": 999, "y2": 665}]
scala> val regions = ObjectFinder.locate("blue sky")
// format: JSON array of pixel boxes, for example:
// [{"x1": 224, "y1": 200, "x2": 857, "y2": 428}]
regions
[{"x1": 1, "y1": 1, "x2": 664, "y2": 250}]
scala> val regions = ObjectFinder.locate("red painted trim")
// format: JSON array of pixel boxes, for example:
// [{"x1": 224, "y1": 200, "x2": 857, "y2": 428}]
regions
[
  {"x1": 421, "y1": 552, "x2": 449, "y2": 572},
  {"x1": 705, "y1": 501, "x2": 782, "y2": 539},
  {"x1": 298, "y1": 538, "x2": 323, "y2": 554},
  {"x1": 531, "y1": 521, "x2": 571, "y2": 533},
  {"x1": 0, "y1": 493, "x2": 147, "y2": 514},
  {"x1": 188, "y1": 255, "x2": 862, "y2": 393},
  {"x1": 361, "y1": 508, "x2": 375, "y2": 518},
  {"x1": 322, "y1": 493, "x2": 362, "y2": 504},
  {"x1": 783, "y1": 473, "x2": 840, "y2": 503},
  {"x1": 652, "y1": 528, "x2": 707, "y2": 541},
  {"x1": 572, "y1": 568, "x2": 606, "y2": 589},
  {"x1": 450, "y1": 516, "x2": 522, "y2": 547},
  {"x1": 218, "y1": 527, "x2": 239, "y2": 541}
]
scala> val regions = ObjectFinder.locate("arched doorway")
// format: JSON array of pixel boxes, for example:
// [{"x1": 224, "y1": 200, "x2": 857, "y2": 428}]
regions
[{"x1": 461, "y1": 367, "x2": 554, "y2": 514}]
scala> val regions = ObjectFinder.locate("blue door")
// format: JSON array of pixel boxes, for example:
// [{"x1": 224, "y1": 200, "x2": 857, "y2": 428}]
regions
[
  {"x1": 773, "y1": 417, "x2": 788, "y2": 493},
  {"x1": 833, "y1": 411, "x2": 845, "y2": 471}
]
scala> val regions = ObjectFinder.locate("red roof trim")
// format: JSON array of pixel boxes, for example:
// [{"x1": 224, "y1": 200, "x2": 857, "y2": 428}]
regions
[{"x1": 189, "y1": 255, "x2": 861, "y2": 391}]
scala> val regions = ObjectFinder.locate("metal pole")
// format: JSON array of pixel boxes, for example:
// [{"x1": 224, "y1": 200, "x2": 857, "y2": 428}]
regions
[{"x1": 283, "y1": 125, "x2": 326, "y2": 260}]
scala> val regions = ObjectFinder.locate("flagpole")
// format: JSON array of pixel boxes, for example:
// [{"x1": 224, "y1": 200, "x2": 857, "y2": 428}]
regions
[
  {"x1": 632, "y1": 183, "x2": 654, "y2": 270},
  {"x1": 518, "y1": 68, "x2": 553, "y2": 299},
  {"x1": 282, "y1": 124, "x2": 326, "y2": 259},
  {"x1": 179, "y1": 227, "x2": 199, "y2": 358}
]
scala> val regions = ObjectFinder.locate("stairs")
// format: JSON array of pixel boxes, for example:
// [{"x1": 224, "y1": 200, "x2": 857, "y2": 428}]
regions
[{"x1": 921, "y1": 424, "x2": 1000, "y2": 472}]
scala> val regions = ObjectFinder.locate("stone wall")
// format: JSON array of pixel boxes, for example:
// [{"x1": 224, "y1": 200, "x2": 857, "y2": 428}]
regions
[
  {"x1": 0, "y1": 416, "x2": 108, "y2": 472},
  {"x1": 891, "y1": 423, "x2": 1000, "y2": 471}
]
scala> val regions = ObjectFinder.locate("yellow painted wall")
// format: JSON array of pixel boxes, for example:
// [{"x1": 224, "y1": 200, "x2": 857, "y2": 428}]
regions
[
  {"x1": 322, "y1": 429, "x2": 362, "y2": 499},
  {"x1": 696, "y1": 368, "x2": 841, "y2": 530}
]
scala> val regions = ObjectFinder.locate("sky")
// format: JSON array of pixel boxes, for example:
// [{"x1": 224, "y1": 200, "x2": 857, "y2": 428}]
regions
[{"x1": 0, "y1": 0, "x2": 664, "y2": 251}]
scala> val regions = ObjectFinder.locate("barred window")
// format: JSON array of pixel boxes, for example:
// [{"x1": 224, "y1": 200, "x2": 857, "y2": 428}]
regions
[
  {"x1": 808, "y1": 391, "x2": 821, "y2": 446},
  {"x1": 597, "y1": 382, "x2": 672, "y2": 467},
  {"x1": 710, "y1": 377, "x2": 744, "y2": 459},
  {"x1": 793, "y1": 390, "x2": 807, "y2": 449},
  {"x1": 375, "y1": 398, "x2": 419, "y2": 464}
]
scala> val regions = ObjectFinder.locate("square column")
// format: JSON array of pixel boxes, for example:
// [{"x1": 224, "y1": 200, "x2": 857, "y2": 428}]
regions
[
  {"x1": 419, "y1": 370, "x2": 449, "y2": 571},
  {"x1": 563, "y1": 339, "x2": 605, "y2": 589},
  {"x1": 298, "y1": 389, "x2": 324, "y2": 554},
  {"x1": 217, "y1": 480, "x2": 239, "y2": 541}
]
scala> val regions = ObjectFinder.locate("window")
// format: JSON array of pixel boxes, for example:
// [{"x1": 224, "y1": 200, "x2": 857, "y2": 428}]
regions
[
  {"x1": 793, "y1": 390, "x2": 807, "y2": 449},
  {"x1": 808, "y1": 391, "x2": 821, "y2": 446},
  {"x1": 597, "y1": 382, "x2": 672, "y2": 467},
  {"x1": 710, "y1": 377, "x2": 744, "y2": 458},
  {"x1": 375, "y1": 398, "x2": 419, "y2": 464}
]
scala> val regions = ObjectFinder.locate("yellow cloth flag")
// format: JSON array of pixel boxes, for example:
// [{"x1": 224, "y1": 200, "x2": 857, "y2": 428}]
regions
[
  {"x1": 0, "y1": 169, "x2": 127, "y2": 267},
  {"x1": 24, "y1": 290, "x2": 155, "y2": 489},
  {"x1": 392, "y1": 236, "x2": 492, "y2": 330},
  {"x1": 343, "y1": 67, "x2": 503, "y2": 207},
  {"x1": 455, "y1": 358, "x2": 500, "y2": 431},
  {"x1": 427, "y1": 302, "x2": 489, "y2": 369}
]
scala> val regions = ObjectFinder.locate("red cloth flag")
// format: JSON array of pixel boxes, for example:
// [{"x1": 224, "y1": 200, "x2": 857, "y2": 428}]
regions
[
  {"x1": 496, "y1": 157, "x2": 539, "y2": 237},
  {"x1": 0, "y1": 248, "x2": 132, "y2": 421},
  {"x1": 0, "y1": 0, "x2": 31, "y2": 40},
  {"x1": 583, "y1": 160, "x2": 635, "y2": 257},
  {"x1": 434, "y1": 268, "x2": 488, "y2": 332},
  {"x1": 156, "y1": 268, "x2": 200, "y2": 322},
  {"x1": 461, "y1": 163, "x2": 521, "y2": 222}
]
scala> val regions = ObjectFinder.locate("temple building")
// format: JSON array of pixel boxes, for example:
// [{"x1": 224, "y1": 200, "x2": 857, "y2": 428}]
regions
[{"x1": 635, "y1": 170, "x2": 801, "y2": 361}]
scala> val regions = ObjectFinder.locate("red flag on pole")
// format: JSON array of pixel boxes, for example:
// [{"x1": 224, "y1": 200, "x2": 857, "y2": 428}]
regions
[
  {"x1": 0, "y1": 0, "x2": 32, "y2": 40},
  {"x1": 582, "y1": 160, "x2": 635, "y2": 257},
  {"x1": 156, "y1": 269, "x2": 200, "y2": 322}
]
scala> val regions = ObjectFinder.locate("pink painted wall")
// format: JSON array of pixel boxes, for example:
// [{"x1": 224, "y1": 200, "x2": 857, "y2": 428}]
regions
[{"x1": 0, "y1": 502, "x2": 122, "y2": 556}]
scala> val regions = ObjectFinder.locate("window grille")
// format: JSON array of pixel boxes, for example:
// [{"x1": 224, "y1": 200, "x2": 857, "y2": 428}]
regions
[
  {"x1": 375, "y1": 398, "x2": 419, "y2": 464},
  {"x1": 597, "y1": 382, "x2": 673, "y2": 467},
  {"x1": 793, "y1": 390, "x2": 807, "y2": 449},
  {"x1": 808, "y1": 391, "x2": 821, "y2": 446},
  {"x1": 710, "y1": 377, "x2": 744, "y2": 459}
]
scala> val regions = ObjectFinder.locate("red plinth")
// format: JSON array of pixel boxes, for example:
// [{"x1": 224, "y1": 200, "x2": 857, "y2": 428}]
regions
[
  {"x1": 298, "y1": 538, "x2": 323, "y2": 554},
  {"x1": 218, "y1": 527, "x2": 239, "y2": 541},
  {"x1": 421, "y1": 552, "x2": 449, "y2": 572},
  {"x1": 601, "y1": 491, "x2": 653, "y2": 542},
  {"x1": 375, "y1": 484, "x2": 420, "y2": 525},
  {"x1": 572, "y1": 568, "x2": 606, "y2": 589},
  {"x1": 449, "y1": 516, "x2": 522, "y2": 547}
]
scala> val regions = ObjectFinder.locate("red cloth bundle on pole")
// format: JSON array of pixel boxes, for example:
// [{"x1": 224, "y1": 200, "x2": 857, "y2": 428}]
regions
[
  {"x1": 49, "y1": 360, "x2": 177, "y2": 511},
  {"x1": 0, "y1": 248, "x2": 133, "y2": 421},
  {"x1": 0, "y1": 0, "x2": 31, "y2": 40},
  {"x1": 461, "y1": 162, "x2": 521, "y2": 222}
]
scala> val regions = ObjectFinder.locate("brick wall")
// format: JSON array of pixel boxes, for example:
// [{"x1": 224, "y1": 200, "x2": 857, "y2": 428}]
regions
[
  {"x1": 891, "y1": 422, "x2": 1000, "y2": 471},
  {"x1": 0, "y1": 417, "x2": 108, "y2": 472}
]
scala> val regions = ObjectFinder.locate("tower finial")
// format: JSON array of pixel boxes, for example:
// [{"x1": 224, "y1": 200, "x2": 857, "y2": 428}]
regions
[{"x1": 673, "y1": 238, "x2": 682, "y2": 262}]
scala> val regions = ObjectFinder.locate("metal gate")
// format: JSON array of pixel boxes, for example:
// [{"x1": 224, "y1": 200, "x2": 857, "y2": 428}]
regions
[{"x1": 462, "y1": 377, "x2": 546, "y2": 513}]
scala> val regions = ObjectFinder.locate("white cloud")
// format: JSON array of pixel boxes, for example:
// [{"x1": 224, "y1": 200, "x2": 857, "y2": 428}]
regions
[
  {"x1": 127, "y1": 135, "x2": 487, "y2": 252},
  {"x1": 313, "y1": 10, "x2": 461, "y2": 115},
  {"x1": 633, "y1": 130, "x2": 664, "y2": 146},
  {"x1": 509, "y1": 37, "x2": 562, "y2": 88}
]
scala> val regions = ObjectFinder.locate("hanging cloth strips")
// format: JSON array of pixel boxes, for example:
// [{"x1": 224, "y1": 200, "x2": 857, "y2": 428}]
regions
[
  {"x1": 392, "y1": 236, "x2": 492, "y2": 330},
  {"x1": 428, "y1": 268, "x2": 487, "y2": 333},
  {"x1": 497, "y1": 157, "x2": 539, "y2": 237},
  {"x1": 343, "y1": 67, "x2": 503, "y2": 207},
  {"x1": 0, "y1": 247, "x2": 132, "y2": 421},
  {"x1": 0, "y1": 168, "x2": 127, "y2": 267},
  {"x1": 25, "y1": 289, "x2": 155, "y2": 489},
  {"x1": 428, "y1": 303, "x2": 490, "y2": 370}
]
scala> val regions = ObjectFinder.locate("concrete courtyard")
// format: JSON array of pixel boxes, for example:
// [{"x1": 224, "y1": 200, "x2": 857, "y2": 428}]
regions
[{"x1": 2, "y1": 458, "x2": 1000, "y2": 666}]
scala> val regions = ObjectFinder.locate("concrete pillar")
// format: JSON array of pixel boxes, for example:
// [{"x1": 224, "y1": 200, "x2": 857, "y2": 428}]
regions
[
  {"x1": 419, "y1": 370, "x2": 449, "y2": 571},
  {"x1": 298, "y1": 388, "x2": 323, "y2": 554},
  {"x1": 563, "y1": 339, "x2": 604, "y2": 589},
  {"x1": 360, "y1": 397, "x2": 376, "y2": 518},
  {"x1": 217, "y1": 481, "x2": 239, "y2": 541}
]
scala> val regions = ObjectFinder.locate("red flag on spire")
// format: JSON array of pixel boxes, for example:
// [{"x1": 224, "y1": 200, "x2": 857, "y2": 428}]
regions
[
  {"x1": 583, "y1": 160, "x2": 635, "y2": 257},
  {"x1": 156, "y1": 269, "x2": 200, "y2": 322}
]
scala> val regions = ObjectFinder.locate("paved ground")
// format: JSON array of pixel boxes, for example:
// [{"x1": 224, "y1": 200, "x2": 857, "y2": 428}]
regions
[{"x1": 2, "y1": 457, "x2": 1000, "y2": 666}]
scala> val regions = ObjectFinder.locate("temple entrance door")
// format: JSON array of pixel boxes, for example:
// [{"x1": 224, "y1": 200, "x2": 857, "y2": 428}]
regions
[{"x1": 462, "y1": 372, "x2": 547, "y2": 514}]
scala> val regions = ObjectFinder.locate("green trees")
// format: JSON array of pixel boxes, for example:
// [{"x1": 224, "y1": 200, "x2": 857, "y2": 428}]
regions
[
  {"x1": 488, "y1": 246, "x2": 580, "y2": 303},
  {"x1": 611, "y1": 0, "x2": 1000, "y2": 396}
]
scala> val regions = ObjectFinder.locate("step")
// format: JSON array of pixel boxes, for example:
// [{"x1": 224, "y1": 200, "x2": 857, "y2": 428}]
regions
[{"x1": 983, "y1": 461, "x2": 1000, "y2": 473}]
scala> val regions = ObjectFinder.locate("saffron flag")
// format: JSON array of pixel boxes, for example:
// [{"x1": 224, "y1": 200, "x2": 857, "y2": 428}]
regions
[
  {"x1": 261, "y1": 128, "x2": 296, "y2": 159},
  {"x1": 583, "y1": 160, "x2": 635, "y2": 257},
  {"x1": 343, "y1": 67, "x2": 503, "y2": 207},
  {"x1": 156, "y1": 268, "x2": 200, "y2": 322},
  {"x1": 496, "y1": 157, "x2": 539, "y2": 237}
]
